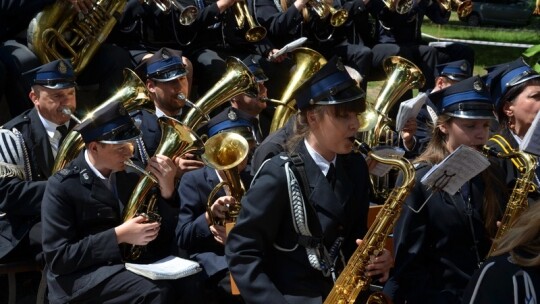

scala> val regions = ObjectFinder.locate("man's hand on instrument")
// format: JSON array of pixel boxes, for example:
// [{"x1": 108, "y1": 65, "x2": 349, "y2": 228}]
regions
[
  {"x1": 115, "y1": 215, "x2": 160, "y2": 245},
  {"x1": 210, "y1": 224, "x2": 227, "y2": 245},
  {"x1": 173, "y1": 153, "x2": 204, "y2": 178},
  {"x1": 356, "y1": 239, "x2": 394, "y2": 282},
  {"x1": 147, "y1": 155, "x2": 176, "y2": 199},
  {"x1": 67, "y1": 0, "x2": 94, "y2": 14}
]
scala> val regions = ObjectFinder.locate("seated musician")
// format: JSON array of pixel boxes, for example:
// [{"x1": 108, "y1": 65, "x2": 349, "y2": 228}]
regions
[
  {"x1": 225, "y1": 56, "x2": 393, "y2": 303},
  {"x1": 177, "y1": 112, "x2": 257, "y2": 303}
]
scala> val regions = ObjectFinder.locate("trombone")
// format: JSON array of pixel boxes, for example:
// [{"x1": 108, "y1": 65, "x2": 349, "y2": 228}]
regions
[
  {"x1": 308, "y1": 0, "x2": 349, "y2": 27},
  {"x1": 147, "y1": 0, "x2": 199, "y2": 25},
  {"x1": 233, "y1": 0, "x2": 267, "y2": 42}
]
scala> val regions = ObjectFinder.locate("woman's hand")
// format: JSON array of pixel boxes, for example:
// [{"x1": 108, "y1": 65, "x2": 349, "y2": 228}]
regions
[{"x1": 356, "y1": 239, "x2": 394, "y2": 282}]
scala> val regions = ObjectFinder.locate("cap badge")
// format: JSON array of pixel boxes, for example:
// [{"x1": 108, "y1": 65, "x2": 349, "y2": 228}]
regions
[
  {"x1": 251, "y1": 57, "x2": 257, "y2": 64},
  {"x1": 329, "y1": 87, "x2": 336, "y2": 95},
  {"x1": 163, "y1": 53, "x2": 170, "y2": 59},
  {"x1": 58, "y1": 61, "x2": 67, "y2": 74},
  {"x1": 228, "y1": 109, "x2": 238, "y2": 121},
  {"x1": 473, "y1": 79, "x2": 483, "y2": 91},
  {"x1": 460, "y1": 62, "x2": 468, "y2": 72},
  {"x1": 336, "y1": 60, "x2": 345, "y2": 71}
]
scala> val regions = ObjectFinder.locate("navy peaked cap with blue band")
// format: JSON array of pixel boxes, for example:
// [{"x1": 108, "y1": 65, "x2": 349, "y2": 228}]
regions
[
  {"x1": 206, "y1": 107, "x2": 255, "y2": 141},
  {"x1": 294, "y1": 56, "x2": 365, "y2": 110},
  {"x1": 242, "y1": 54, "x2": 268, "y2": 82},
  {"x1": 484, "y1": 57, "x2": 540, "y2": 108},
  {"x1": 146, "y1": 48, "x2": 187, "y2": 82},
  {"x1": 74, "y1": 101, "x2": 141, "y2": 144},
  {"x1": 436, "y1": 59, "x2": 472, "y2": 82},
  {"x1": 28, "y1": 59, "x2": 76, "y2": 89},
  {"x1": 429, "y1": 75, "x2": 495, "y2": 120}
]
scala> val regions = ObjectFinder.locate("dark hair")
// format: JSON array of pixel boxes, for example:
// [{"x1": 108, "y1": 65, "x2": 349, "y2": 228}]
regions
[
  {"x1": 415, "y1": 114, "x2": 505, "y2": 236},
  {"x1": 285, "y1": 100, "x2": 366, "y2": 152},
  {"x1": 497, "y1": 78, "x2": 540, "y2": 128}
]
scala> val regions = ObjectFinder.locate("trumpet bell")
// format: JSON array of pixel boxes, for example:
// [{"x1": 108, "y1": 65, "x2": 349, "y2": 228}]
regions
[
  {"x1": 329, "y1": 7, "x2": 349, "y2": 27},
  {"x1": 202, "y1": 132, "x2": 250, "y2": 171}
]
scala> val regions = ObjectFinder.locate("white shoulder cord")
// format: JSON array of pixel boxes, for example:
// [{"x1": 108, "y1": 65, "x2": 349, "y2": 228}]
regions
[{"x1": 12, "y1": 128, "x2": 31, "y2": 181}]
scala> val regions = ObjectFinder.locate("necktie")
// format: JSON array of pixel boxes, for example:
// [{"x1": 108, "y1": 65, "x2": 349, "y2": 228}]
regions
[
  {"x1": 56, "y1": 125, "x2": 68, "y2": 147},
  {"x1": 326, "y1": 163, "x2": 336, "y2": 189}
]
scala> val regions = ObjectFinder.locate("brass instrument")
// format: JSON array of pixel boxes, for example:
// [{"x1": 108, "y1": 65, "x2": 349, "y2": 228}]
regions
[
  {"x1": 233, "y1": 0, "x2": 267, "y2": 42},
  {"x1": 381, "y1": 0, "x2": 414, "y2": 14},
  {"x1": 438, "y1": 0, "x2": 472, "y2": 18},
  {"x1": 123, "y1": 116, "x2": 204, "y2": 260},
  {"x1": 52, "y1": 69, "x2": 152, "y2": 173},
  {"x1": 146, "y1": 0, "x2": 198, "y2": 25},
  {"x1": 202, "y1": 132, "x2": 249, "y2": 226},
  {"x1": 360, "y1": 56, "x2": 425, "y2": 148},
  {"x1": 269, "y1": 48, "x2": 327, "y2": 132},
  {"x1": 482, "y1": 146, "x2": 537, "y2": 257},
  {"x1": 324, "y1": 141, "x2": 415, "y2": 304},
  {"x1": 182, "y1": 57, "x2": 259, "y2": 130},
  {"x1": 28, "y1": 0, "x2": 127, "y2": 74},
  {"x1": 61, "y1": 107, "x2": 82, "y2": 124},
  {"x1": 308, "y1": 0, "x2": 349, "y2": 27}
]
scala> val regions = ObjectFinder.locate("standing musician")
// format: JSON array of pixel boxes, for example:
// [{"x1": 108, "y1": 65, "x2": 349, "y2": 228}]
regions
[
  {"x1": 0, "y1": 59, "x2": 78, "y2": 263},
  {"x1": 383, "y1": 76, "x2": 508, "y2": 304},
  {"x1": 177, "y1": 114, "x2": 256, "y2": 303},
  {"x1": 131, "y1": 47, "x2": 204, "y2": 176},
  {"x1": 41, "y1": 101, "x2": 202, "y2": 303},
  {"x1": 225, "y1": 56, "x2": 393, "y2": 303},
  {"x1": 484, "y1": 58, "x2": 540, "y2": 203}
]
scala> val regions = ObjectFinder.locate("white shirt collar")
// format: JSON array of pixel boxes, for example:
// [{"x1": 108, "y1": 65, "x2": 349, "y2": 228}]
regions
[
  {"x1": 304, "y1": 139, "x2": 336, "y2": 176},
  {"x1": 155, "y1": 107, "x2": 182, "y2": 119},
  {"x1": 37, "y1": 111, "x2": 69, "y2": 139},
  {"x1": 84, "y1": 149, "x2": 107, "y2": 180}
]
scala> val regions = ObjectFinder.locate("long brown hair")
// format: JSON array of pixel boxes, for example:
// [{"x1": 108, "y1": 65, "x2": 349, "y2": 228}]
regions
[
  {"x1": 492, "y1": 202, "x2": 540, "y2": 267},
  {"x1": 415, "y1": 114, "x2": 505, "y2": 236}
]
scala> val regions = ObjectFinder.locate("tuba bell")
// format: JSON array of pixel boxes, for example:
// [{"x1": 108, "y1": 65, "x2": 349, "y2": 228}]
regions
[
  {"x1": 123, "y1": 116, "x2": 205, "y2": 260},
  {"x1": 182, "y1": 57, "x2": 259, "y2": 130},
  {"x1": 52, "y1": 69, "x2": 152, "y2": 173},
  {"x1": 381, "y1": 0, "x2": 414, "y2": 14},
  {"x1": 145, "y1": 0, "x2": 198, "y2": 25},
  {"x1": 28, "y1": 0, "x2": 127, "y2": 74},
  {"x1": 308, "y1": 0, "x2": 349, "y2": 27},
  {"x1": 437, "y1": 0, "x2": 472, "y2": 18},
  {"x1": 269, "y1": 48, "x2": 327, "y2": 133},
  {"x1": 233, "y1": 0, "x2": 267, "y2": 42},
  {"x1": 202, "y1": 132, "x2": 249, "y2": 226}
]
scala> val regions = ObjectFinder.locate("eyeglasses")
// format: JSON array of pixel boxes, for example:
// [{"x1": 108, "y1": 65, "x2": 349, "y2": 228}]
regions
[{"x1": 505, "y1": 69, "x2": 539, "y2": 88}]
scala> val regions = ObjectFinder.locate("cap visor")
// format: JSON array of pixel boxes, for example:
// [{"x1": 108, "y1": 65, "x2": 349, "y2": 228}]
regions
[
  {"x1": 151, "y1": 69, "x2": 187, "y2": 82},
  {"x1": 447, "y1": 110, "x2": 496, "y2": 120},
  {"x1": 99, "y1": 126, "x2": 142, "y2": 144},
  {"x1": 314, "y1": 85, "x2": 366, "y2": 106},
  {"x1": 41, "y1": 82, "x2": 76, "y2": 90}
]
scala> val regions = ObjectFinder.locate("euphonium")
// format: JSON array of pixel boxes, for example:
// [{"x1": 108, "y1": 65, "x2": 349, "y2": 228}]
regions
[
  {"x1": 233, "y1": 0, "x2": 267, "y2": 42},
  {"x1": 437, "y1": 0, "x2": 472, "y2": 18},
  {"x1": 182, "y1": 57, "x2": 259, "y2": 130},
  {"x1": 145, "y1": 0, "x2": 198, "y2": 25},
  {"x1": 52, "y1": 69, "x2": 152, "y2": 173},
  {"x1": 360, "y1": 56, "x2": 425, "y2": 148},
  {"x1": 308, "y1": 0, "x2": 349, "y2": 27},
  {"x1": 123, "y1": 116, "x2": 204, "y2": 260},
  {"x1": 324, "y1": 141, "x2": 415, "y2": 304},
  {"x1": 202, "y1": 132, "x2": 249, "y2": 226},
  {"x1": 381, "y1": 0, "x2": 414, "y2": 14},
  {"x1": 28, "y1": 0, "x2": 127, "y2": 74},
  {"x1": 482, "y1": 146, "x2": 537, "y2": 257},
  {"x1": 269, "y1": 48, "x2": 327, "y2": 132}
]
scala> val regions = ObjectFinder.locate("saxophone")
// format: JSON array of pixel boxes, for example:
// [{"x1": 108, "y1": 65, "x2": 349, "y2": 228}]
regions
[
  {"x1": 482, "y1": 146, "x2": 537, "y2": 256},
  {"x1": 324, "y1": 141, "x2": 415, "y2": 304}
]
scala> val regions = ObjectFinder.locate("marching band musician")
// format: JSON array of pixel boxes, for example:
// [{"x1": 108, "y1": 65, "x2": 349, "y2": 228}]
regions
[
  {"x1": 383, "y1": 76, "x2": 508, "y2": 304},
  {"x1": 177, "y1": 112, "x2": 256, "y2": 303},
  {"x1": 131, "y1": 47, "x2": 204, "y2": 177},
  {"x1": 484, "y1": 58, "x2": 540, "y2": 203},
  {"x1": 41, "y1": 101, "x2": 202, "y2": 303},
  {"x1": 0, "y1": 59, "x2": 78, "y2": 263},
  {"x1": 225, "y1": 56, "x2": 393, "y2": 303}
]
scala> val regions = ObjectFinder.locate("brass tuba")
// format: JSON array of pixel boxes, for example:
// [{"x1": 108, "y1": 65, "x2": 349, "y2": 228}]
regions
[
  {"x1": 202, "y1": 132, "x2": 249, "y2": 226},
  {"x1": 381, "y1": 0, "x2": 414, "y2": 14},
  {"x1": 324, "y1": 141, "x2": 415, "y2": 304},
  {"x1": 438, "y1": 0, "x2": 473, "y2": 18},
  {"x1": 145, "y1": 0, "x2": 198, "y2": 25},
  {"x1": 28, "y1": 0, "x2": 127, "y2": 74},
  {"x1": 123, "y1": 116, "x2": 204, "y2": 260},
  {"x1": 360, "y1": 56, "x2": 425, "y2": 148},
  {"x1": 182, "y1": 57, "x2": 259, "y2": 130},
  {"x1": 269, "y1": 48, "x2": 327, "y2": 133},
  {"x1": 52, "y1": 69, "x2": 152, "y2": 173},
  {"x1": 482, "y1": 146, "x2": 537, "y2": 257},
  {"x1": 308, "y1": 0, "x2": 349, "y2": 27},
  {"x1": 233, "y1": 0, "x2": 267, "y2": 42}
]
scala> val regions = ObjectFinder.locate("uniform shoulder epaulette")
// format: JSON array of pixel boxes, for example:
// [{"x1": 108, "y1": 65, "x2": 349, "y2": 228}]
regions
[
  {"x1": 2, "y1": 114, "x2": 31, "y2": 130},
  {"x1": 56, "y1": 166, "x2": 80, "y2": 181}
]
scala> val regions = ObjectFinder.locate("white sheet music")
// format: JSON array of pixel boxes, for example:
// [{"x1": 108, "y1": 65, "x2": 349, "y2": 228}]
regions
[
  {"x1": 367, "y1": 147, "x2": 406, "y2": 177},
  {"x1": 520, "y1": 110, "x2": 540, "y2": 156},
  {"x1": 420, "y1": 145, "x2": 490, "y2": 195},
  {"x1": 395, "y1": 93, "x2": 427, "y2": 132},
  {"x1": 125, "y1": 255, "x2": 202, "y2": 280}
]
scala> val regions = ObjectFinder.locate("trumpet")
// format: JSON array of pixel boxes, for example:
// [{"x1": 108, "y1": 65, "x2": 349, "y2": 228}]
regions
[
  {"x1": 308, "y1": 0, "x2": 349, "y2": 27},
  {"x1": 233, "y1": 0, "x2": 267, "y2": 42},
  {"x1": 437, "y1": 0, "x2": 472, "y2": 18},
  {"x1": 146, "y1": 0, "x2": 198, "y2": 25}
]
